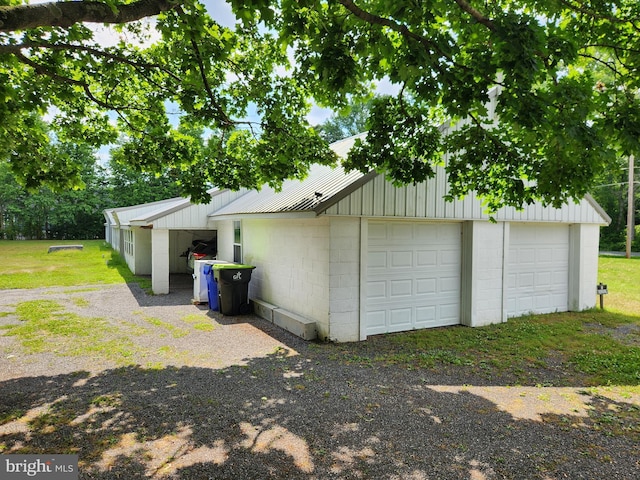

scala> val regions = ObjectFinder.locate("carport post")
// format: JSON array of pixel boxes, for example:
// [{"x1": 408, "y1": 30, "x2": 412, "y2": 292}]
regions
[{"x1": 152, "y1": 228, "x2": 170, "y2": 294}]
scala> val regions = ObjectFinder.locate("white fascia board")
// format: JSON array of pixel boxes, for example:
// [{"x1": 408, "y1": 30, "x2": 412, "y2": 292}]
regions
[
  {"x1": 129, "y1": 220, "x2": 152, "y2": 227},
  {"x1": 208, "y1": 211, "x2": 317, "y2": 221},
  {"x1": 583, "y1": 193, "x2": 612, "y2": 226}
]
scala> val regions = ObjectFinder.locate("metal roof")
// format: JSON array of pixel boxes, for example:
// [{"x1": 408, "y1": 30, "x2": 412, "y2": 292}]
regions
[
  {"x1": 104, "y1": 189, "x2": 224, "y2": 227},
  {"x1": 132, "y1": 188, "x2": 227, "y2": 224},
  {"x1": 209, "y1": 134, "x2": 373, "y2": 217},
  {"x1": 106, "y1": 197, "x2": 186, "y2": 227}
]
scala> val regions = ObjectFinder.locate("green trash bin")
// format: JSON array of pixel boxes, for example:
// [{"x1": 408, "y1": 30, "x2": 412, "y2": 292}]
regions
[{"x1": 213, "y1": 264, "x2": 256, "y2": 315}]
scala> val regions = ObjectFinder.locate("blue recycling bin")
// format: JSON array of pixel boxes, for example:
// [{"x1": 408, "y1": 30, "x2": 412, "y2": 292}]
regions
[{"x1": 202, "y1": 264, "x2": 219, "y2": 311}]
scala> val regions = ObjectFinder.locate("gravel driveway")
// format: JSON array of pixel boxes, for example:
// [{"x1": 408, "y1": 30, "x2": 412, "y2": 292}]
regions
[{"x1": 1, "y1": 282, "x2": 639, "y2": 479}]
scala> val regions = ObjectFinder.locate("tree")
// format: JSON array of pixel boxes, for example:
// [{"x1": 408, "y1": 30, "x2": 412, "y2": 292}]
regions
[
  {"x1": 591, "y1": 158, "x2": 640, "y2": 251},
  {"x1": 0, "y1": 144, "x2": 110, "y2": 240},
  {"x1": 107, "y1": 148, "x2": 182, "y2": 207},
  {"x1": 591, "y1": 159, "x2": 632, "y2": 250},
  {"x1": 318, "y1": 98, "x2": 373, "y2": 143},
  {"x1": 0, "y1": 161, "x2": 24, "y2": 239},
  {"x1": 2, "y1": 1, "x2": 640, "y2": 211}
]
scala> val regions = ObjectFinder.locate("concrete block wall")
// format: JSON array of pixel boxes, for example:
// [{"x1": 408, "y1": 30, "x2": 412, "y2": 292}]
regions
[
  {"x1": 461, "y1": 221, "x2": 506, "y2": 327},
  {"x1": 151, "y1": 228, "x2": 170, "y2": 294},
  {"x1": 328, "y1": 217, "x2": 361, "y2": 342},
  {"x1": 569, "y1": 223, "x2": 600, "y2": 311},
  {"x1": 242, "y1": 218, "x2": 331, "y2": 335}
]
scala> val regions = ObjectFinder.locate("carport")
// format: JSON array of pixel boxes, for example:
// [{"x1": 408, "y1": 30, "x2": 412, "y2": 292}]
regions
[{"x1": 104, "y1": 189, "x2": 248, "y2": 294}]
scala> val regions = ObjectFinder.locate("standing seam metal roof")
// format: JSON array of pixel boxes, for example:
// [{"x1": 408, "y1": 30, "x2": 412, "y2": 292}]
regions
[{"x1": 209, "y1": 134, "x2": 370, "y2": 217}]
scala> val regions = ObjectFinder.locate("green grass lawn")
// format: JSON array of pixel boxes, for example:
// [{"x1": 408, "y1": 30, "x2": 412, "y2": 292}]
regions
[
  {"x1": 0, "y1": 240, "x2": 151, "y2": 290},
  {"x1": 598, "y1": 255, "x2": 640, "y2": 314}
]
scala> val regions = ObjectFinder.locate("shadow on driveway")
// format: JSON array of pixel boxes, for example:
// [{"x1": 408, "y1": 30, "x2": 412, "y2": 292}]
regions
[
  {"x1": 1, "y1": 282, "x2": 640, "y2": 479},
  {"x1": 1, "y1": 352, "x2": 640, "y2": 479}
]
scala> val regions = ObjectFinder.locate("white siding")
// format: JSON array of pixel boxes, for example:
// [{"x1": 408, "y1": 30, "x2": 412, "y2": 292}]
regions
[
  {"x1": 324, "y1": 168, "x2": 607, "y2": 224},
  {"x1": 152, "y1": 190, "x2": 248, "y2": 229},
  {"x1": 111, "y1": 228, "x2": 121, "y2": 253},
  {"x1": 114, "y1": 199, "x2": 183, "y2": 226},
  {"x1": 134, "y1": 228, "x2": 152, "y2": 275},
  {"x1": 153, "y1": 202, "x2": 211, "y2": 229}
]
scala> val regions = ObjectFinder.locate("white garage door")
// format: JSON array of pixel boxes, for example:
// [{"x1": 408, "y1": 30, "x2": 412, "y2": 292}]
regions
[
  {"x1": 365, "y1": 221, "x2": 461, "y2": 336},
  {"x1": 507, "y1": 224, "x2": 569, "y2": 317}
]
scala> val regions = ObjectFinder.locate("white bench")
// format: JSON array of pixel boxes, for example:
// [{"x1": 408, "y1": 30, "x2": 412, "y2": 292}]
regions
[{"x1": 251, "y1": 298, "x2": 317, "y2": 340}]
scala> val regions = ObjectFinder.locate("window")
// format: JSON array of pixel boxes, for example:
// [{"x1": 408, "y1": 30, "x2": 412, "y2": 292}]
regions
[
  {"x1": 124, "y1": 230, "x2": 134, "y2": 256},
  {"x1": 233, "y1": 221, "x2": 242, "y2": 263}
]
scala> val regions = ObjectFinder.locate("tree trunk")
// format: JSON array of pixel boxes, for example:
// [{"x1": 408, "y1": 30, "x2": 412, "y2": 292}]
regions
[{"x1": 0, "y1": 0, "x2": 181, "y2": 32}]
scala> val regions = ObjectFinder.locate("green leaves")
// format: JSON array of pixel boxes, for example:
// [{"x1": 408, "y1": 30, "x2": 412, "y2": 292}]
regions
[
  {"x1": 445, "y1": 124, "x2": 532, "y2": 212},
  {"x1": 344, "y1": 96, "x2": 441, "y2": 185},
  {"x1": 1, "y1": 0, "x2": 640, "y2": 212}
]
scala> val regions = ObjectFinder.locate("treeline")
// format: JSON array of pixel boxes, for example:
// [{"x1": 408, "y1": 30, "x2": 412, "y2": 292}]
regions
[
  {"x1": 0, "y1": 144, "x2": 181, "y2": 240},
  {"x1": 592, "y1": 158, "x2": 640, "y2": 252}
]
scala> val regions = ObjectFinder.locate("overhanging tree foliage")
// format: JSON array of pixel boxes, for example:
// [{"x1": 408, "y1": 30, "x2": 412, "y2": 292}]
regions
[
  {"x1": 318, "y1": 98, "x2": 373, "y2": 143},
  {"x1": 2, "y1": 0, "x2": 640, "y2": 210}
]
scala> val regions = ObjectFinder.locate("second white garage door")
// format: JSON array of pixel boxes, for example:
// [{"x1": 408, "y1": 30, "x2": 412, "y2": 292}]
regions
[
  {"x1": 507, "y1": 224, "x2": 570, "y2": 317},
  {"x1": 365, "y1": 221, "x2": 462, "y2": 336}
]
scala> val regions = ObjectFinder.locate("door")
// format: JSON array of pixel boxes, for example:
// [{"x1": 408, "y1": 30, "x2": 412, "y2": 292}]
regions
[
  {"x1": 365, "y1": 221, "x2": 462, "y2": 336},
  {"x1": 507, "y1": 224, "x2": 569, "y2": 317}
]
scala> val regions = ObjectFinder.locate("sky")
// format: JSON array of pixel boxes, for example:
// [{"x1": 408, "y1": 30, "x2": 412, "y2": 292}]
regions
[
  {"x1": 34, "y1": 0, "x2": 400, "y2": 162},
  {"x1": 86, "y1": 0, "x2": 334, "y2": 126},
  {"x1": 81, "y1": 0, "x2": 400, "y2": 126}
]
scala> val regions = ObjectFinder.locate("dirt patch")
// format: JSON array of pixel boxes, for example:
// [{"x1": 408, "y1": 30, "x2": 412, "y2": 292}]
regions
[
  {"x1": 584, "y1": 322, "x2": 640, "y2": 346},
  {"x1": 0, "y1": 283, "x2": 299, "y2": 381}
]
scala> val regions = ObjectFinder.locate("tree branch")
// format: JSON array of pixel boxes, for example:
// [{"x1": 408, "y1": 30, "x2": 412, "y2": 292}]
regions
[
  {"x1": 13, "y1": 51, "x2": 112, "y2": 108},
  {"x1": 336, "y1": 0, "x2": 502, "y2": 88},
  {"x1": 0, "y1": 0, "x2": 182, "y2": 33},
  {"x1": 578, "y1": 53, "x2": 620, "y2": 76},
  {"x1": 13, "y1": 49, "x2": 167, "y2": 128},
  {"x1": 175, "y1": 5, "x2": 235, "y2": 128},
  {"x1": 336, "y1": 0, "x2": 446, "y2": 58},
  {"x1": 558, "y1": 0, "x2": 640, "y2": 24},
  {"x1": 0, "y1": 41, "x2": 182, "y2": 83},
  {"x1": 451, "y1": 0, "x2": 495, "y2": 31}
]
